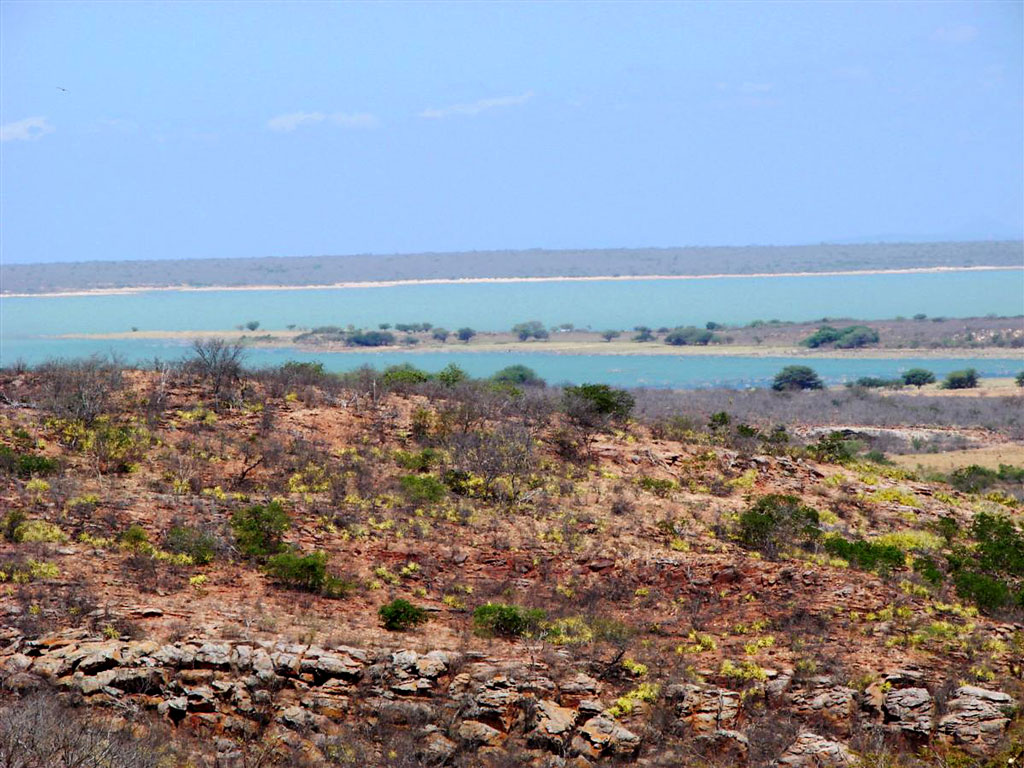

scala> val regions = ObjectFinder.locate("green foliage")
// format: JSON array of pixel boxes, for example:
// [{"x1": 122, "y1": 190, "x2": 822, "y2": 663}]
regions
[
  {"x1": 492, "y1": 365, "x2": 545, "y2": 387},
  {"x1": 431, "y1": 327, "x2": 450, "y2": 342},
  {"x1": 635, "y1": 476, "x2": 675, "y2": 497},
  {"x1": 164, "y1": 526, "x2": 217, "y2": 565},
  {"x1": 1017, "y1": 370, "x2": 1024, "y2": 387},
  {"x1": 472, "y1": 602, "x2": 546, "y2": 638},
  {"x1": 346, "y1": 330, "x2": 395, "y2": 347},
  {"x1": 394, "y1": 448, "x2": 439, "y2": 472},
  {"x1": 231, "y1": 501, "x2": 290, "y2": 559},
  {"x1": 663, "y1": 326, "x2": 714, "y2": 346},
  {"x1": 12, "y1": 520, "x2": 67, "y2": 544},
  {"x1": 632, "y1": 326, "x2": 655, "y2": 342},
  {"x1": 0, "y1": 446, "x2": 59, "y2": 478},
  {"x1": 941, "y1": 368, "x2": 979, "y2": 390},
  {"x1": 563, "y1": 383, "x2": 635, "y2": 422},
  {"x1": 824, "y1": 536, "x2": 904, "y2": 573},
  {"x1": 456, "y1": 327, "x2": 476, "y2": 342},
  {"x1": 772, "y1": 365, "x2": 824, "y2": 391},
  {"x1": 601, "y1": 330, "x2": 621, "y2": 341},
  {"x1": 738, "y1": 494, "x2": 820, "y2": 558},
  {"x1": 802, "y1": 325, "x2": 879, "y2": 349},
  {"x1": 913, "y1": 555, "x2": 943, "y2": 585},
  {"x1": 810, "y1": 431, "x2": 858, "y2": 464},
  {"x1": 954, "y1": 571, "x2": 1011, "y2": 612},
  {"x1": 436, "y1": 363, "x2": 468, "y2": 386},
  {"x1": 947, "y1": 464, "x2": 1023, "y2": 493},
  {"x1": 512, "y1": 320, "x2": 549, "y2": 341},
  {"x1": 851, "y1": 377, "x2": 901, "y2": 389},
  {"x1": 379, "y1": 598, "x2": 429, "y2": 631},
  {"x1": 88, "y1": 418, "x2": 151, "y2": 473},
  {"x1": 901, "y1": 368, "x2": 936, "y2": 387},
  {"x1": 120, "y1": 524, "x2": 150, "y2": 550},
  {"x1": 266, "y1": 550, "x2": 323, "y2": 590},
  {"x1": 399, "y1": 474, "x2": 447, "y2": 505},
  {"x1": 382, "y1": 364, "x2": 430, "y2": 387},
  {"x1": 971, "y1": 513, "x2": 1024, "y2": 576}
]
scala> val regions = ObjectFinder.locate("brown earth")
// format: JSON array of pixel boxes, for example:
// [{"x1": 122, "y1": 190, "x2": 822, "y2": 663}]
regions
[{"x1": 0, "y1": 368, "x2": 1021, "y2": 767}]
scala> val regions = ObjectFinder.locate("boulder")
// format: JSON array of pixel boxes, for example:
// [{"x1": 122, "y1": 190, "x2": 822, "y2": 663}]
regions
[
  {"x1": 528, "y1": 699, "x2": 578, "y2": 750},
  {"x1": 937, "y1": 686, "x2": 1017, "y2": 755},
  {"x1": 668, "y1": 684, "x2": 740, "y2": 732},
  {"x1": 570, "y1": 715, "x2": 641, "y2": 759},
  {"x1": 458, "y1": 720, "x2": 504, "y2": 747},
  {"x1": 774, "y1": 732, "x2": 855, "y2": 767},
  {"x1": 883, "y1": 687, "x2": 933, "y2": 735}
]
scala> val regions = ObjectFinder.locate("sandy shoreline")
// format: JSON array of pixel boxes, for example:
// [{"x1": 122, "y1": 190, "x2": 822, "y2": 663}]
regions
[
  {"x1": 52, "y1": 329, "x2": 1024, "y2": 360},
  {"x1": 4, "y1": 264, "x2": 1021, "y2": 298}
]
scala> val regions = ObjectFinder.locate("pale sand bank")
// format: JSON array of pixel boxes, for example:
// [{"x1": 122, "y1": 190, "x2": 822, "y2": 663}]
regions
[
  {"x1": 52, "y1": 329, "x2": 1024, "y2": 360},
  {"x1": 5, "y1": 264, "x2": 1022, "y2": 298}
]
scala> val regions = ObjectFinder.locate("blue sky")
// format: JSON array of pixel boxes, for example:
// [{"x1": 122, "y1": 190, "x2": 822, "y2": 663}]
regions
[{"x1": 1, "y1": 1, "x2": 1021, "y2": 264}]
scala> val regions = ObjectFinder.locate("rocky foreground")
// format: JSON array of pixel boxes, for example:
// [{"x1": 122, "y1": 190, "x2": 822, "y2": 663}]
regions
[{"x1": 0, "y1": 364, "x2": 1021, "y2": 766}]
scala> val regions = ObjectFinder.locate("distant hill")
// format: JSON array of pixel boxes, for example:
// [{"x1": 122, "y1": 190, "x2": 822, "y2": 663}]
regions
[{"x1": 2, "y1": 241, "x2": 1022, "y2": 295}]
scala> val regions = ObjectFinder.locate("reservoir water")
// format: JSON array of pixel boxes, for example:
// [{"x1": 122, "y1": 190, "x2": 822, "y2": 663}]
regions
[{"x1": 2, "y1": 270, "x2": 1022, "y2": 388}]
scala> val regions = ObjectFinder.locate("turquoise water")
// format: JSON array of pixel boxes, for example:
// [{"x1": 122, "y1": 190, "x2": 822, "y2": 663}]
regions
[
  {"x1": 4, "y1": 270, "x2": 1023, "y2": 336},
  {"x1": 1, "y1": 337, "x2": 1020, "y2": 390},
  {"x1": 2, "y1": 270, "x2": 1022, "y2": 388}
]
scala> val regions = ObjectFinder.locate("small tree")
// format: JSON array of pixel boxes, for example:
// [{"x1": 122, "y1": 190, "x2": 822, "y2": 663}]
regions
[
  {"x1": 492, "y1": 365, "x2": 545, "y2": 387},
  {"x1": 738, "y1": 494, "x2": 821, "y2": 559},
  {"x1": 512, "y1": 320, "x2": 549, "y2": 341},
  {"x1": 432, "y1": 328, "x2": 450, "y2": 342},
  {"x1": 601, "y1": 330, "x2": 621, "y2": 342},
  {"x1": 772, "y1": 366, "x2": 824, "y2": 391},
  {"x1": 941, "y1": 368, "x2": 979, "y2": 390},
  {"x1": 189, "y1": 338, "x2": 246, "y2": 399},
  {"x1": 1015, "y1": 371, "x2": 1024, "y2": 387},
  {"x1": 902, "y1": 368, "x2": 936, "y2": 388},
  {"x1": 245, "y1": 320, "x2": 260, "y2": 331},
  {"x1": 664, "y1": 327, "x2": 714, "y2": 346},
  {"x1": 632, "y1": 326, "x2": 655, "y2": 342},
  {"x1": 456, "y1": 327, "x2": 476, "y2": 343},
  {"x1": 231, "y1": 501, "x2": 290, "y2": 559},
  {"x1": 379, "y1": 599, "x2": 428, "y2": 631}
]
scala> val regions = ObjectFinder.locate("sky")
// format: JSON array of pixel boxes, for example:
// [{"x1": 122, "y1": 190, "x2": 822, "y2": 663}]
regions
[{"x1": 1, "y1": 1, "x2": 1022, "y2": 265}]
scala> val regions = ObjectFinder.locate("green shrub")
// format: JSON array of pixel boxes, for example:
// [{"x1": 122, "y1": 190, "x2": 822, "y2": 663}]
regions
[
  {"x1": 456, "y1": 327, "x2": 476, "y2": 342},
  {"x1": 948, "y1": 465, "x2": 998, "y2": 493},
  {"x1": 563, "y1": 383, "x2": 635, "y2": 422},
  {"x1": 913, "y1": 556, "x2": 943, "y2": 585},
  {"x1": 851, "y1": 377, "x2": 901, "y2": 389},
  {"x1": 971, "y1": 513, "x2": 1024, "y2": 576},
  {"x1": 824, "y1": 536, "x2": 904, "y2": 573},
  {"x1": 395, "y1": 448, "x2": 439, "y2": 472},
  {"x1": 902, "y1": 368, "x2": 936, "y2": 387},
  {"x1": 164, "y1": 526, "x2": 217, "y2": 565},
  {"x1": 436, "y1": 363, "x2": 468, "y2": 386},
  {"x1": 941, "y1": 368, "x2": 978, "y2": 390},
  {"x1": 737, "y1": 494, "x2": 820, "y2": 558},
  {"x1": 473, "y1": 602, "x2": 546, "y2": 638},
  {"x1": 0, "y1": 446, "x2": 59, "y2": 478},
  {"x1": 120, "y1": 524, "x2": 150, "y2": 550},
  {"x1": 231, "y1": 501, "x2": 290, "y2": 559},
  {"x1": 382, "y1": 364, "x2": 430, "y2": 387},
  {"x1": 772, "y1": 366, "x2": 824, "y2": 391},
  {"x1": 492, "y1": 365, "x2": 545, "y2": 387},
  {"x1": 347, "y1": 330, "x2": 395, "y2": 347},
  {"x1": 266, "y1": 551, "x2": 326, "y2": 591},
  {"x1": 379, "y1": 598, "x2": 429, "y2": 631},
  {"x1": 810, "y1": 431, "x2": 858, "y2": 464},
  {"x1": 803, "y1": 325, "x2": 879, "y2": 349},
  {"x1": 954, "y1": 571, "x2": 1011, "y2": 612},
  {"x1": 1016, "y1": 371, "x2": 1024, "y2": 387},
  {"x1": 664, "y1": 326, "x2": 714, "y2": 346},
  {"x1": 512, "y1": 321, "x2": 549, "y2": 341},
  {"x1": 399, "y1": 474, "x2": 447, "y2": 504}
]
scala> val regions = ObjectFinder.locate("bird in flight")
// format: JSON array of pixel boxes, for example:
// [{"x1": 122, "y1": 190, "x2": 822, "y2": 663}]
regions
[{"x1": 56, "y1": 86, "x2": 68, "y2": 92}]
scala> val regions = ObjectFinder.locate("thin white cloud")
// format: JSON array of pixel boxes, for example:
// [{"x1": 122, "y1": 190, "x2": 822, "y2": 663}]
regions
[
  {"x1": 267, "y1": 111, "x2": 376, "y2": 132},
  {"x1": 0, "y1": 116, "x2": 55, "y2": 142},
  {"x1": 932, "y1": 25, "x2": 978, "y2": 44},
  {"x1": 418, "y1": 91, "x2": 533, "y2": 119}
]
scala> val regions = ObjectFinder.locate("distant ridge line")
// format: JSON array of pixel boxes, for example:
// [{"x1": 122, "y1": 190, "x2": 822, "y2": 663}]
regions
[{"x1": 3, "y1": 264, "x2": 1022, "y2": 299}]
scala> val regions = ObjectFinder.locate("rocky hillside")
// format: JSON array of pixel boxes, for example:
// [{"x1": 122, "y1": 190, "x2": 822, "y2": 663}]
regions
[{"x1": 0, "y1": 361, "x2": 1021, "y2": 767}]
